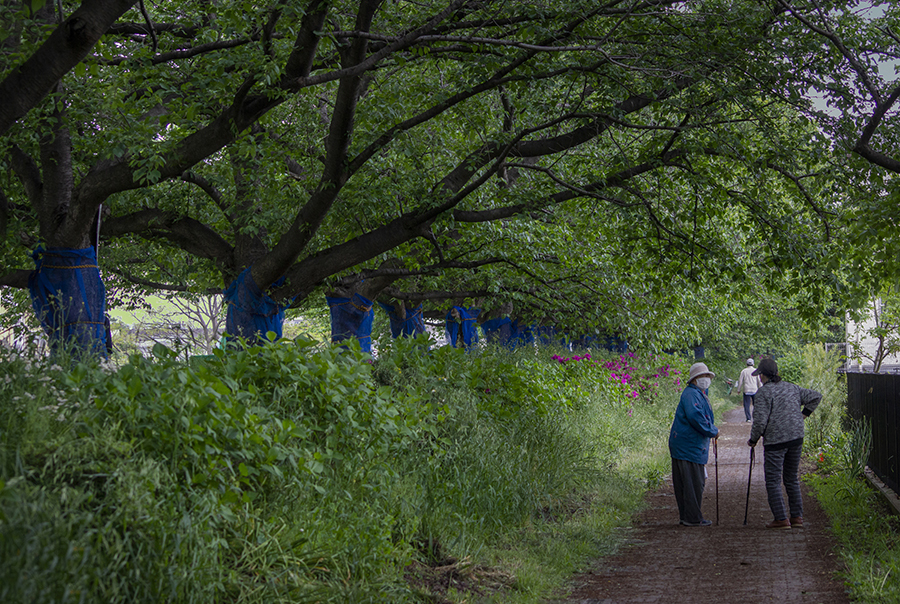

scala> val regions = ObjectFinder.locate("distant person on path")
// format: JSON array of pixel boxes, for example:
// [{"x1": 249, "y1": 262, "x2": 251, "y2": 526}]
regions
[
  {"x1": 736, "y1": 357, "x2": 763, "y2": 422},
  {"x1": 668, "y1": 362, "x2": 719, "y2": 527},
  {"x1": 747, "y1": 357, "x2": 822, "y2": 530}
]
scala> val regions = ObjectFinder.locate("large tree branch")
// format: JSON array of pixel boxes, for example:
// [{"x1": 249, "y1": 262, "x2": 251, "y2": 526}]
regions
[
  {"x1": 40, "y1": 101, "x2": 77, "y2": 244},
  {"x1": 453, "y1": 149, "x2": 692, "y2": 223},
  {"x1": 71, "y1": 91, "x2": 283, "y2": 238},
  {"x1": 778, "y1": 0, "x2": 884, "y2": 105},
  {"x1": 431, "y1": 79, "x2": 696, "y2": 205},
  {"x1": 111, "y1": 267, "x2": 222, "y2": 294},
  {"x1": 0, "y1": 270, "x2": 31, "y2": 289},
  {"x1": 0, "y1": 0, "x2": 139, "y2": 136},
  {"x1": 67, "y1": 2, "x2": 334, "y2": 252},
  {"x1": 101, "y1": 209, "x2": 234, "y2": 265},
  {"x1": 283, "y1": 0, "x2": 330, "y2": 79},
  {"x1": 103, "y1": 37, "x2": 254, "y2": 66},
  {"x1": 272, "y1": 128, "x2": 692, "y2": 303},
  {"x1": 9, "y1": 145, "x2": 43, "y2": 206},
  {"x1": 106, "y1": 20, "x2": 200, "y2": 38},
  {"x1": 386, "y1": 289, "x2": 491, "y2": 302},
  {"x1": 255, "y1": 0, "x2": 469, "y2": 290},
  {"x1": 854, "y1": 84, "x2": 900, "y2": 174},
  {"x1": 180, "y1": 170, "x2": 227, "y2": 218}
]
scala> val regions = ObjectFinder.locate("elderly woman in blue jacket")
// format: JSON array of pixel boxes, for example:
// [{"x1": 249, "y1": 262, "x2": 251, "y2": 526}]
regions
[{"x1": 668, "y1": 362, "x2": 719, "y2": 527}]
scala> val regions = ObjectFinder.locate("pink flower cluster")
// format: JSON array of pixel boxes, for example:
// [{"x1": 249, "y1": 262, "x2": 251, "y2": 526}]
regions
[
  {"x1": 604, "y1": 356, "x2": 640, "y2": 397},
  {"x1": 601, "y1": 355, "x2": 686, "y2": 401},
  {"x1": 552, "y1": 353, "x2": 592, "y2": 364},
  {"x1": 549, "y1": 352, "x2": 687, "y2": 417},
  {"x1": 650, "y1": 363, "x2": 681, "y2": 378}
]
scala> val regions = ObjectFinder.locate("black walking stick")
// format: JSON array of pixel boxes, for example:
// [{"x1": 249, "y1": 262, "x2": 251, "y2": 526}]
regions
[
  {"x1": 743, "y1": 446, "x2": 755, "y2": 525},
  {"x1": 714, "y1": 438, "x2": 719, "y2": 526}
]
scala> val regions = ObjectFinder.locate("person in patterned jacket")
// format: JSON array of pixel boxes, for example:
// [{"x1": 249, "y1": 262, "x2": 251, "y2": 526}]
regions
[{"x1": 747, "y1": 357, "x2": 822, "y2": 530}]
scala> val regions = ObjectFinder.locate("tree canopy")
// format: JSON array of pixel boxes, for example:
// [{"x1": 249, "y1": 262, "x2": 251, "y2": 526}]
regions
[{"x1": 2, "y1": 0, "x2": 891, "y2": 351}]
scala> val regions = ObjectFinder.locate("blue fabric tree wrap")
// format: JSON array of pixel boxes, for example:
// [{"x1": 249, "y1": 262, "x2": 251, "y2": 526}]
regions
[
  {"x1": 377, "y1": 301, "x2": 426, "y2": 338},
  {"x1": 28, "y1": 246, "x2": 108, "y2": 356},
  {"x1": 482, "y1": 316, "x2": 513, "y2": 345},
  {"x1": 224, "y1": 268, "x2": 291, "y2": 345},
  {"x1": 604, "y1": 335, "x2": 628, "y2": 353},
  {"x1": 326, "y1": 293, "x2": 374, "y2": 352},
  {"x1": 537, "y1": 326, "x2": 571, "y2": 349},
  {"x1": 513, "y1": 320, "x2": 535, "y2": 347},
  {"x1": 483, "y1": 318, "x2": 535, "y2": 349},
  {"x1": 445, "y1": 306, "x2": 480, "y2": 349}
]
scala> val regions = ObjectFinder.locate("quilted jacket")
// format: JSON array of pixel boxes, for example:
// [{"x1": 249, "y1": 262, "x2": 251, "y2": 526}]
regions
[{"x1": 749, "y1": 380, "x2": 821, "y2": 449}]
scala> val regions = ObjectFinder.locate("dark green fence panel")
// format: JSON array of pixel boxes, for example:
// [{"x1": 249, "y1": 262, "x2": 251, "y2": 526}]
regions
[{"x1": 847, "y1": 372, "x2": 900, "y2": 494}]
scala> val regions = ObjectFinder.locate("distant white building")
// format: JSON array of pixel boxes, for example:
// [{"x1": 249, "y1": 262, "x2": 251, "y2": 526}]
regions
[{"x1": 842, "y1": 300, "x2": 900, "y2": 373}]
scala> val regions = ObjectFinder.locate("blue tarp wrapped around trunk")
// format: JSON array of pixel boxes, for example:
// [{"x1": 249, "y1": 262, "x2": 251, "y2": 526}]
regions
[
  {"x1": 604, "y1": 335, "x2": 628, "y2": 353},
  {"x1": 481, "y1": 316, "x2": 512, "y2": 345},
  {"x1": 224, "y1": 268, "x2": 291, "y2": 345},
  {"x1": 327, "y1": 293, "x2": 374, "y2": 352},
  {"x1": 513, "y1": 320, "x2": 534, "y2": 347},
  {"x1": 483, "y1": 317, "x2": 534, "y2": 349},
  {"x1": 377, "y1": 302, "x2": 425, "y2": 338},
  {"x1": 445, "y1": 306, "x2": 480, "y2": 349},
  {"x1": 28, "y1": 246, "x2": 108, "y2": 356},
  {"x1": 537, "y1": 325, "x2": 556, "y2": 346},
  {"x1": 536, "y1": 326, "x2": 571, "y2": 349},
  {"x1": 572, "y1": 334, "x2": 596, "y2": 350}
]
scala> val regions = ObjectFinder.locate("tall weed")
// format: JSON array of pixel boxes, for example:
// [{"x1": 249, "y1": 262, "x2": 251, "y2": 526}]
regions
[
  {"x1": 1, "y1": 338, "x2": 693, "y2": 603},
  {"x1": 779, "y1": 343, "x2": 847, "y2": 450}
]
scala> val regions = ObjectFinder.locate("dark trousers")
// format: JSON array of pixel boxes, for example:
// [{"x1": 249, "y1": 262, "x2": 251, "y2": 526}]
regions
[
  {"x1": 743, "y1": 393, "x2": 755, "y2": 420},
  {"x1": 763, "y1": 444, "x2": 803, "y2": 521},
  {"x1": 672, "y1": 458, "x2": 706, "y2": 524}
]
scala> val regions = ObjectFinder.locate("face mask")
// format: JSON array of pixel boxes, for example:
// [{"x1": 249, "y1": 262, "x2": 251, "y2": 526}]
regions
[{"x1": 695, "y1": 377, "x2": 712, "y2": 390}]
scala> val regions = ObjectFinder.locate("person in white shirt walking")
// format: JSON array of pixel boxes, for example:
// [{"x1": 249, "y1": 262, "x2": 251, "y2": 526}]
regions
[{"x1": 736, "y1": 358, "x2": 762, "y2": 422}]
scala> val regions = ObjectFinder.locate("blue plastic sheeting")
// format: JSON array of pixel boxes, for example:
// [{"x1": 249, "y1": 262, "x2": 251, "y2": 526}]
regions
[
  {"x1": 224, "y1": 268, "x2": 291, "y2": 345},
  {"x1": 327, "y1": 293, "x2": 374, "y2": 352},
  {"x1": 377, "y1": 302, "x2": 425, "y2": 338},
  {"x1": 28, "y1": 246, "x2": 108, "y2": 356},
  {"x1": 484, "y1": 318, "x2": 535, "y2": 349},
  {"x1": 481, "y1": 317, "x2": 512, "y2": 345},
  {"x1": 603, "y1": 335, "x2": 628, "y2": 353},
  {"x1": 514, "y1": 320, "x2": 534, "y2": 347},
  {"x1": 536, "y1": 326, "x2": 571, "y2": 349},
  {"x1": 445, "y1": 306, "x2": 480, "y2": 349},
  {"x1": 572, "y1": 334, "x2": 597, "y2": 350},
  {"x1": 536, "y1": 325, "x2": 556, "y2": 346}
]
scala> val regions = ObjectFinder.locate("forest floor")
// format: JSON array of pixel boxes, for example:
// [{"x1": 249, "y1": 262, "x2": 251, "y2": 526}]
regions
[{"x1": 555, "y1": 406, "x2": 851, "y2": 604}]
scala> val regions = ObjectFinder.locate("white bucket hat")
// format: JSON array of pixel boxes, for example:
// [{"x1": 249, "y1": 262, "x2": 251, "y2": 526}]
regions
[{"x1": 687, "y1": 362, "x2": 715, "y2": 383}]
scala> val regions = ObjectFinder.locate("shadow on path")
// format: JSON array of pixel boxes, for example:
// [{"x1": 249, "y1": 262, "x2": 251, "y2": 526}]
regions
[{"x1": 557, "y1": 406, "x2": 850, "y2": 604}]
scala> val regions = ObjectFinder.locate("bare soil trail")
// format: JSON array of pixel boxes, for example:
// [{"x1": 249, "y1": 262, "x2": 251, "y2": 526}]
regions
[{"x1": 557, "y1": 406, "x2": 851, "y2": 604}]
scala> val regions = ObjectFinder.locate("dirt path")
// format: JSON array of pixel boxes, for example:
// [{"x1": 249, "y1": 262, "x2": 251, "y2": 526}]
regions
[{"x1": 558, "y1": 406, "x2": 850, "y2": 604}]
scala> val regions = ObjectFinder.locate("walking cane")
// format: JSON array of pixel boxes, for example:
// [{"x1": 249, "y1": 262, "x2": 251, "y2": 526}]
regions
[
  {"x1": 743, "y1": 446, "x2": 755, "y2": 525},
  {"x1": 714, "y1": 438, "x2": 719, "y2": 526}
]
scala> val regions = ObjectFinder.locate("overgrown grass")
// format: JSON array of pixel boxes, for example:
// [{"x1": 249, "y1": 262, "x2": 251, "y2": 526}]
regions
[
  {"x1": 779, "y1": 343, "x2": 847, "y2": 451},
  {"x1": 807, "y1": 420, "x2": 900, "y2": 603},
  {"x1": 788, "y1": 346, "x2": 900, "y2": 604},
  {"x1": 1, "y1": 338, "x2": 692, "y2": 603}
]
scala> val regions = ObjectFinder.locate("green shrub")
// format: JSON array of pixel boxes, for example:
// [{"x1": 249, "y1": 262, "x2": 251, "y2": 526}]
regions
[
  {"x1": 0, "y1": 337, "x2": 696, "y2": 603},
  {"x1": 806, "y1": 467, "x2": 900, "y2": 603},
  {"x1": 778, "y1": 343, "x2": 847, "y2": 450},
  {"x1": 0, "y1": 442, "x2": 225, "y2": 604}
]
